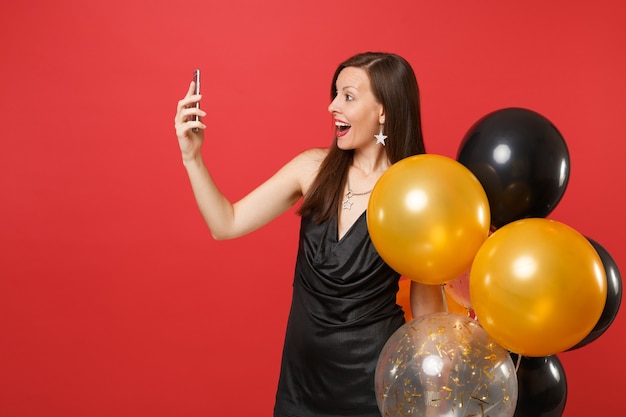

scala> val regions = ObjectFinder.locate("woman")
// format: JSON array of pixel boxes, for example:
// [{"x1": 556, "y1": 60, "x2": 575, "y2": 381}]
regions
[{"x1": 174, "y1": 52, "x2": 444, "y2": 417}]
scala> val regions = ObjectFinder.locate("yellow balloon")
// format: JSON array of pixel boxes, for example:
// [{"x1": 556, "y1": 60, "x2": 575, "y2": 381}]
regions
[
  {"x1": 470, "y1": 218, "x2": 607, "y2": 356},
  {"x1": 367, "y1": 154, "x2": 490, "y2": 285}
]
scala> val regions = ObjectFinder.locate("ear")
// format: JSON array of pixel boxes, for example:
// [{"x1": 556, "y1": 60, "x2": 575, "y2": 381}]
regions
[{"x1": 378, "y1": 106, "x2": 385, "y2": 125}]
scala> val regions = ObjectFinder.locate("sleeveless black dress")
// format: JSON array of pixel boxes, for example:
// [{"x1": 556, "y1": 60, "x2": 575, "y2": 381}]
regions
[{"x1": 274, "y1": 212, "x2": 404, "y2": 417}]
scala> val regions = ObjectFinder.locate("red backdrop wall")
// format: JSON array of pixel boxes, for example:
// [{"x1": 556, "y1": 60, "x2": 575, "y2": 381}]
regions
[{"x1": 1, "y1": 1, "x2": 625, "y2": 416}]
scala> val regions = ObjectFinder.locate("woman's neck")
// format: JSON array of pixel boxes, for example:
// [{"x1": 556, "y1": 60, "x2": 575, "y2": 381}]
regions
[{"x1": 351, "y1": 147, "x2": 390, "y2": 176}]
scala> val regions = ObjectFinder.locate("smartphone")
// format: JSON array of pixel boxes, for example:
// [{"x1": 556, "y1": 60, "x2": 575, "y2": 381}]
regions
[{"x1": 192, "y1": 69, "x2": 201, "y2": 131}]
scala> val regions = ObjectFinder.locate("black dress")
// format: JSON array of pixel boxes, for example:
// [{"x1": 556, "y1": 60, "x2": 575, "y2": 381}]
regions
[{"x1": 274, "y1": 212, "x2": 405, "y2": 417}]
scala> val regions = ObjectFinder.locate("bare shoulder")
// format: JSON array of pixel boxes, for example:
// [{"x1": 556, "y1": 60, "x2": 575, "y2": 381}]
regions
[
  {"x1": 285, "y1": 148, "x2": 329, "y2": 194},
  {"x1": 287, "y1": 147, "x2": 328, "y2": 171},
  {"x1": 296, "y1": 147, "x2": 329, "y2": 162}
]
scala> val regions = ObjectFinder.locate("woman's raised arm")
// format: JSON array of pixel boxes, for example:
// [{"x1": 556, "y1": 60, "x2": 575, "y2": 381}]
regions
[{"x1": 174, "y1": 82, "x2": 325, "y2": 239}]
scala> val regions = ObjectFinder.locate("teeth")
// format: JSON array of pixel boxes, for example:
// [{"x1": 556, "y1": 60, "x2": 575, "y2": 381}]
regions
[{"x1": 335, "y1": 121, "x2": 350, "y2": 127}]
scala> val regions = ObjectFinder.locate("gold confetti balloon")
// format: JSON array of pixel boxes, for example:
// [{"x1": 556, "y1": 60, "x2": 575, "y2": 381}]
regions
[{"x1": 375, "y1": 312, "x2": 517, "y2": 417}]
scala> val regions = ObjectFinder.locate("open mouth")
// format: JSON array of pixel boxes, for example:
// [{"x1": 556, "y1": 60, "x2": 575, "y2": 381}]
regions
[{"x1": 335, "y1": 121, "x2": 351, "y2": 137}]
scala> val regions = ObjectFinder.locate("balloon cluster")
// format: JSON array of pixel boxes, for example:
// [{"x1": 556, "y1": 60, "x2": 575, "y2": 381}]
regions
[{"x1": 370, "y1": 107, "x2": 621, "y2": 417}]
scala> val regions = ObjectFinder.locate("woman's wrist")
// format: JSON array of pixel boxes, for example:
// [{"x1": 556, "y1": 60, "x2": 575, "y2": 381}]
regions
[{"x1": 182, "y1": 152, "x2": 206, "y2": 170}]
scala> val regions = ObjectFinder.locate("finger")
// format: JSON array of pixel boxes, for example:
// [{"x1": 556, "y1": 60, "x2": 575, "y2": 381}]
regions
[
  {"x1": 175, "y1": 120, "x2": 206, "y2": 138},
  {"x1": 177, "y1": 81, "x2": 202, "y2": 108},
  {"x1": 175, "y1": 107, "x2": 206, "y2": 125},
  {"x1": 174, "y1": 106, "x2": 207, "y2": 126},
  {"x1": 190, "y1": 120, "x2": 207, "y2": 134},
  {"x1": 185, "y1": 80, "x2": 202, "y2": 103},
  {"x1": 174, "y1": 100, "x2": 206, "y2": 122},
  {"x1": 177, "y1": 93, "x2": 203, "y2": 113}
]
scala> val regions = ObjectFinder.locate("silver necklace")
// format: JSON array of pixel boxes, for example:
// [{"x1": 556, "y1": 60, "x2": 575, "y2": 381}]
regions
[{"x1": 342, "y1": 177, "x2": 373, "y2": 210}]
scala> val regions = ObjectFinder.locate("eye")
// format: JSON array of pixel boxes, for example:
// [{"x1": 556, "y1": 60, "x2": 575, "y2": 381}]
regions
[{"x1": 345, "y1": 94, "x2": 354, "y2": 101}]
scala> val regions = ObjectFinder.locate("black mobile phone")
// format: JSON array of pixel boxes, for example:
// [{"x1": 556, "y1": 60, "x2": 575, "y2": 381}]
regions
[{"x1": 192, "y1": 69, "x2": 201, "y2": 130}]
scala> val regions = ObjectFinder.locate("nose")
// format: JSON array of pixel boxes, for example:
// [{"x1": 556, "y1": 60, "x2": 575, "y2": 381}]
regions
[{"x1": 328, "y1": 95, "x2": 340, "y2": 114}]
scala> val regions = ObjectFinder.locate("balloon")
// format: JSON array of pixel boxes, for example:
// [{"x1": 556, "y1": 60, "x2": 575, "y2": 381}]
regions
[
  {"x1": 511, "y1": 354, "x2": 567, "y2": 417},
  {"x1": 444, "y1": 269, "x2": 472, "y2": 309},
  {"x1": 375, "y1": 313, "x2": 517, "y2": 417},
  {"x1": 444, "y1": 231, "x2": 493, "y2": 309},
  {"x1": 457, "y1": 107, "x2": 570, "y2": 228},
  {"x1": 368, "y1": 154, "x2": 491, "y2": 285},
  {"x1": 444, "y1": 288, "x2": 471, "y2": 317},
  {"x1": 470, "y1": 218, "x2": 607, "y2": 356},
  {"x1": 568, "y1": 238, "x2": 622, "y2": 350},
  {"x1": 397, "y1": 278, "x2": 470, "y2": 321},
  {"x1": 396, "y1": 278, "x2": 413, "y2": 322}
]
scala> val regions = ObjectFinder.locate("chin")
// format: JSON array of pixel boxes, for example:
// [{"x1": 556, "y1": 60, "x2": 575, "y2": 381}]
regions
[
  {"x1": 335, "y1": 137, "x2": 350, "y2": 150},
  {"x1": 335, "y1": 141, "x2": 355, "y2": 151}
]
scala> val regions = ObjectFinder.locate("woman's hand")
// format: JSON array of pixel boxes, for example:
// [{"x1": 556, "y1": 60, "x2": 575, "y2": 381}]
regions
[{"x1": 174, "y1": 81, "x2": 207, "y2": 163}]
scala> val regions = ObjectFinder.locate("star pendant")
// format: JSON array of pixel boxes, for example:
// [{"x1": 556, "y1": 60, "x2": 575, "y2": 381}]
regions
[{"x1": 375, "y1": 132, "x2": 387, "y2": 146}]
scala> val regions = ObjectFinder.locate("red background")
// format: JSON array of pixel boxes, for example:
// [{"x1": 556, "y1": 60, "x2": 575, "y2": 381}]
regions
[{"x1": 1, "y1": 1, "x2": 625, "y2": 416}]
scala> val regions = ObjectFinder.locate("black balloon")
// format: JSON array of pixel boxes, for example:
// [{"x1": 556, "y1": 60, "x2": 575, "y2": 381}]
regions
[
  {"x1": 511, "y1": 353, "x2": 567, "y2": 417},
  {"x1": 457, "y1": 108, "x2": 570, "y2": 228},
  {"x1": 569, "y1": 238, "x2": 622, "y2": 350}
]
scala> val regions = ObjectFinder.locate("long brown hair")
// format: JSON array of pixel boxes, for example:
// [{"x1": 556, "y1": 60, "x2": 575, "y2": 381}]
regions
[{"x1": 298, "y1": 52, "x2": 425, "y2": 223}]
